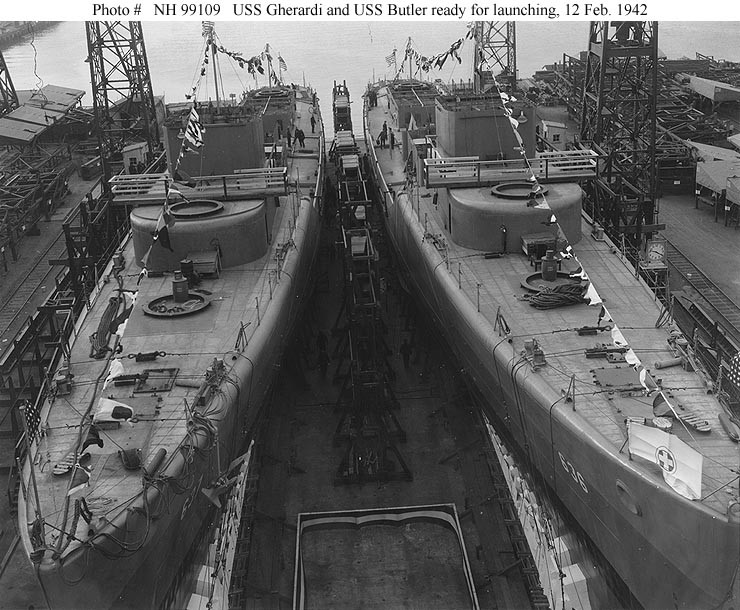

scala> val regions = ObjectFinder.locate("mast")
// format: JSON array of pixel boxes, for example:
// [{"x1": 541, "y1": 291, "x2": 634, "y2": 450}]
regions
[
  {"x1": 407, "y1": 37, "x2": 413, "y2": 80},
  {"x1": 203, "y1": 21, "x2": 220, "y2": 108},
  {"x1": 265, "y1": 43, "x2": 274, "y2": 86}
]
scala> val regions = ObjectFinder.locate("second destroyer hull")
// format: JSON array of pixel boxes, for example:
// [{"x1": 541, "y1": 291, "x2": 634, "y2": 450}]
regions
[{"x1": 364, "y1": 100, "x2": 740, "y2": 609}]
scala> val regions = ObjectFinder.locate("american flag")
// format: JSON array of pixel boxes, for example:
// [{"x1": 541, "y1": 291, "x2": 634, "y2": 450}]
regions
[
  {"x1": 728, "y1": 351, "x2": 740, "y2": 389},
  {"x1": 184, "y1": 107, "x2": 204, "y2": 149},
  {"x1": 385, "y1": 49, "x2": 396, "y2": 67},
  {"x1": 138, "y1": 191, "x2": 176, "y2": 283},
  {"x1": 278, "y1": 55, "x2": 288, "y2": 71},
  {"x1": 152, "y1": 197, "x2": 175, "y2": 252}
]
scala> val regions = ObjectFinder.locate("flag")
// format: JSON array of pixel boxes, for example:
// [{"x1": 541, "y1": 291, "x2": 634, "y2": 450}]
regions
[
  {"x1": 152, "y1": 198, "x2": 174, "y2": 252},
  {"x1": 184, "y1": 107, "x2": 204, "y2": 149},
  {"x1": 636, "y1": 364, "x2": 658, "y2": 394},
  {"x1": 278, "y1": 55, "x2": 287, "y2": 71},
  {"x1": 628, "y1": 421, "x2": 703, "y2": 500},
  {"x1": 385, "y1": 49, "x2": 396, "y2": 67},
  {"x1": 68, "y1": 463, "x2": 91, "y2": 496},
  {"x1": 728, "y1": 351, "x2": 740, "y2": 389},
  {"x1": 137, "y1": 266, "x2": 148, "y2": 286}
]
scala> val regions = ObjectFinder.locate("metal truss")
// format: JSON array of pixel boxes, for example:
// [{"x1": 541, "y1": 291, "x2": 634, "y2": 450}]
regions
[
  {"x1": 580, "y1": 21, "x2": 659, "y2": 248},
  {"x1": 0, "y1": 50, "x2": 19, "y2": 117},
  {"x1": 473, "y1": 22, "x2": 517, "y2": 93},
  {"x1": 85, "y1": 21, "x2": 159, "y2": 189}
]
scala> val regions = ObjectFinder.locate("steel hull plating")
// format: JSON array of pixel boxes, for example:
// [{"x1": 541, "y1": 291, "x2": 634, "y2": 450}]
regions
[
  {"x1": 366, "y1": 118, "x2": 739, "y2": 610},
  {"x1": 28, "y1": 185, "x2": 322, "y2": 610}
]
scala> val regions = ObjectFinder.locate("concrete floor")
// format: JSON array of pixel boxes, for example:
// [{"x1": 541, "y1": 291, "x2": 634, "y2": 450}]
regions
[{"x1": 660, "y1": 192, "x2": 740, "y2": 303}]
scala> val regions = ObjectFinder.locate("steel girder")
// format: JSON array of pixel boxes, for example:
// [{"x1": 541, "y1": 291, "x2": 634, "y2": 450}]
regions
[
  {"x1": 0, "y1": 51, "x2": 19, "y2": 117},
  {"x1": 85, "y1": 21, "x2": 159, "y2": 189},
  {"x1": 580, "y1": 22, "x2": 658, "y2": 247},
  {"x1": 473, "y1": 22, "x2": 517, "y2": 93}
]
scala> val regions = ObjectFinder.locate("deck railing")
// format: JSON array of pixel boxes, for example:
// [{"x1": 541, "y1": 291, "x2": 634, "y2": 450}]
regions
[
  {"x1": 422, "y1": 149, "x2": 598, "y2": 189},
  {"x1": 110, "y1": 167, "x2": 288, "y2": 205}
]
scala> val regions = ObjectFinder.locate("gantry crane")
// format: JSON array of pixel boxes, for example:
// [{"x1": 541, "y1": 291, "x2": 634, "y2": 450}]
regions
[
  {"x1": 85, "y1": 21, "x2": 160, "y2": 190},
  {"x1": 0, "y1": 50, "x2": 19, "y2": 117},
  {"x1": 473, "y1": 21, "x2": 517, "y2": 93},
  {"x1": 55, "y1": 22, "x2": 161, "y2": 301},
  {"x1": 579, "y1": 21, "x2": 660, "y2": 254}
]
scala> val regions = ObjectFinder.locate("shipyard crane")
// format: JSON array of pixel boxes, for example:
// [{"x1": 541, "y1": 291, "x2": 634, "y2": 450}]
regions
[
  {"x1": 85, "y1": 20, "x2": 160, "y2": 190},
  {"x1": 0, "y1": 50, "x2": 19, "y2": 117},
  {"x1": 473, "y1": 21, "x2": 516, "y2": 93},
  {"x1": 54, "y1": 22, "x2": 161, "y2": 304},
  {"x1": 579, "y1": 21, "x2": 660, "y2": 256}
]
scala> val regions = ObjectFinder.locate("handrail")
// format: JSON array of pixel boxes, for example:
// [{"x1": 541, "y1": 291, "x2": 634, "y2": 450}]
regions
[
  {"x1": 422, "y1": 149, "x2": 599, "y2": 188},
  {"x1": 110, "y1": 167, "x2": 289, "y2": 204}
]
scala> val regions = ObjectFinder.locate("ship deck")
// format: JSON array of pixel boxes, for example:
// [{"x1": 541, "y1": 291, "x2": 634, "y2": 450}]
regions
[
  {"x1": 366, "y1": 86, "x2": 740, "y2": 518},
  {"x1": 18, "y1": 88, "x2": 324, "y2": 567}
]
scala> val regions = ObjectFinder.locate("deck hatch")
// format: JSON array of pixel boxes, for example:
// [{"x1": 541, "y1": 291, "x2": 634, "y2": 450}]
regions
[
  {"x1": 134, "y1": 368, "x2": 179, "y2": 393},
  {"x1": 591, "y1": 366, "x2": 644, "y2": 394}
]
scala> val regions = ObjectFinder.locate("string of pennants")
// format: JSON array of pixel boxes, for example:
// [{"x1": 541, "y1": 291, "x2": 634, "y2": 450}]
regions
[
  {"x1": 186, "y1": 32, "x2": 288, "y2": 102},
  {"x1": 465, "y1": 29, "x2": 666, "y2": 398},
  {"x1": 140, "y1": 100, "x2": 206, "y2": 280},
  {"x1": 385, "y1": 26, "x2": 709, "y2": 498},
  {"x1": 389, "y1": 32, "x2": 471, "y2": 79},
  {"x1": 145, "y1": 26, "x2": 292, "y2": 281},
  {"x1": 384, "y1": 28, "x2": 655, "y2": 384},
  {"x1": 463, "y1": 25, "x2": 708, "y2": 498}
]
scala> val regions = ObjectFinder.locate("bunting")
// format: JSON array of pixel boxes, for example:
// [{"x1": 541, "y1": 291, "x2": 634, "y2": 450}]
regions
[
  {"x1": 469, "y1": 26, "x2": 707, "y2": 501},
  {"x1": 184, "y1": 107, "x2": 204, "y2": 149},
  {"x1": 185, "y1": 41, "x2": 267, "y2": 101},
  {"x1": 67, "y1": 463, "x2": 91, "y2": 496},
  {"x1": 395, "y1": 37, "x2": 467, "y2": 77},
  {"x1": 152, "y1": 196, "x2": 175, "y2": 252},
  {"x1": 728, "y1": 352, "x2": 740, "y2": 390}
]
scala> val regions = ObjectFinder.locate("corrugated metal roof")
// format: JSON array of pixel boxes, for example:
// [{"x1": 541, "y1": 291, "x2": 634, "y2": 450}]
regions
[
  {"x1": 696, "y1": 160, "x2": 740, "y2": 193},
  {"x1": 25, "y1": 84, "x2": 84, "y2": 113},
  {"x1": 0, "y1": 84, "x2": 84, "y2": 143},
  {"x1": 688, "y1": 75, "x2": 740, "y2": 103},
  {"x1": 3, "y1": 105, "x2": 66, "y2": 126},
  {"x1": 727, "y1": 176, "x2": 740, "y2": 205},
  {"x1": 0, "y1": 120, "x2": 45, "y2": 143},
  {"x1": 685, "y1": 140, "x2": 740, "y2": 162}
]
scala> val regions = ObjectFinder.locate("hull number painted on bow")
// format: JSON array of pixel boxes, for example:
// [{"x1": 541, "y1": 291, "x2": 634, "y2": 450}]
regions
[{"x1": 559, "y1": 451, "x2": 589, "y2": 493}]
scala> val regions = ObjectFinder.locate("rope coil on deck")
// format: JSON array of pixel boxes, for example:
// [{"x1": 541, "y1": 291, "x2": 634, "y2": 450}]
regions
[{"x1": 521, "y1": 283, "x2": 588, "y2": 310}]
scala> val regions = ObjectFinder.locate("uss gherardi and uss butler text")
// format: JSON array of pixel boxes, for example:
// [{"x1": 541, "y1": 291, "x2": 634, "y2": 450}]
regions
[{"x1": 90, "y1": 1, "x2": 650, "y2": 18}]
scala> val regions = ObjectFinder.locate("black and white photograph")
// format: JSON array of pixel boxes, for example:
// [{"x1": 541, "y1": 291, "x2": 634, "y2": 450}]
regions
[{"x1": 0, "y1": 16, "x2": 739, "y2": 610}]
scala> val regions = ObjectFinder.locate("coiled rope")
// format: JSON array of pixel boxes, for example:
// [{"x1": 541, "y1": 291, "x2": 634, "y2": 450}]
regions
[{"x1": 522, "y1": 283, "x2": 587, "y2": 310}]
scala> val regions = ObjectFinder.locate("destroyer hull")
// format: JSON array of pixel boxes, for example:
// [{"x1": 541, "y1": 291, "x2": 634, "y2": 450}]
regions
[
  {"x1": 26, "y1": 178, "x2": 322, "y2": 610},
  {"x1": 366, "y1": 121, "x2": 739, "y2": 610}
]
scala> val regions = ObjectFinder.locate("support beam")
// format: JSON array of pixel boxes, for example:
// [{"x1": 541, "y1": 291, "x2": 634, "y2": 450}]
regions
[
  {"x1": 580, "y1": 21, "x2": 658, "y2": 252},
  {"x1": 0, "y1": 51, "x2": 19, "y2": 117},
  {"x1": 473, "y1": 22, "x2": 516, "y2": 93},
  {"x1": 85, "y1": 21, "x2": 160, "y2": 191}
]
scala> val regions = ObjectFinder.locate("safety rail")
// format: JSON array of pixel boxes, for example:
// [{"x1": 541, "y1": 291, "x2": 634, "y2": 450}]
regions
[
  {"x1": 422, "y1": 150, "x2": 598, "y2": 189},
  {"x1": 110, "y1": 167, "x2": 288, "y2": 205}
]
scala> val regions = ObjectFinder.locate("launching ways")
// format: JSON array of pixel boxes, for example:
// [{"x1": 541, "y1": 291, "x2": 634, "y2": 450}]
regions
[{"x1": 232, "y1": 85, "x2": 539, "y2": 610}]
